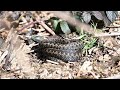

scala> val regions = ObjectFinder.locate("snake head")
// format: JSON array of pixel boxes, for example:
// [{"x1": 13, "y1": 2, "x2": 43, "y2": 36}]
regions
[{"x1": 31, "y1": 35, "x2": 46, "y2": 43}]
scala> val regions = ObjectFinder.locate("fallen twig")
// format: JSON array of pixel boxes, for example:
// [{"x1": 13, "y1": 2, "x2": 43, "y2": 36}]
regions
[
  {"x1": 106, "y1": 26, "x2": 120, "y2": 28},
  {"x1": 0, "y1": 50, "x2": 8, "y2": 63},
  {"x1": 18, "y1": 19, "x2": 56, "y2": 36},
  {"x1": 46, "y1": 60, "x2": 59, "y2": 64},
  {"x1": 95, "y1": 32, "x2": 120, "y2": 37},
  {"x1": 37, "y1": 20, "x2": 56, "y2": 35},
  {"x1": 102, "y1": 74, "x2": 120, "y2": 79},
  {"x1": 18, "y1": 21, "x2": 37, "y2": 32}
]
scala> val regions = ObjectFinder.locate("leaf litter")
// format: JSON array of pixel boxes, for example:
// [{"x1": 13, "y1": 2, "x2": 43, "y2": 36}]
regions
[{"x1": 0, "y1": 11, "x2": 120, "y2": 79}]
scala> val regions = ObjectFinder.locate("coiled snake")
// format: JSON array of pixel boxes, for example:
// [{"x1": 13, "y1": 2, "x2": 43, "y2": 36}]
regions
[{"x1": 31, "y1": 35, "x2": 83, "y2": 62}]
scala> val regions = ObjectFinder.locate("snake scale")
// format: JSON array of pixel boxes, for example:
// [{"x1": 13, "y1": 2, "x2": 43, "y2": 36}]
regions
[{"x1": 31, "y1": 34, "x2": 83, "y2": 62}]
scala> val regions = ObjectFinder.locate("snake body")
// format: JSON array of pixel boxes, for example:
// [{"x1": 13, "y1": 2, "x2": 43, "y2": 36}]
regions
[{"x1": 32, "y1": 35, "x2": 83, "y2": 62}]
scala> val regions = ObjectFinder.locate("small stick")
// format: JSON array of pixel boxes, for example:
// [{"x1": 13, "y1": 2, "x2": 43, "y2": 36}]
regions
[
  {"x1": 0, "y1": 50, "x2": 8, "y2": 63},
  {"x1": 38, "y1": 20, "x2": 56, "y2": 36},
  {"x1": 46, "y1": 60, "x2": 59, "y2": 64},
  {"x1": 18, "y1": 19, "x2": 56, "y2": 36},
  {"x1": 95, "y1": 32, "x2": 120, "y2": 37},
  {"x1": 102, "y1": 74, "x2": 120, "y2": 79},
  {"x1": 18, "y1": 21, "x2": 37, "y2": 32},
  {"x1": 106, "y1": 26, "x2": 120, "y2": 28}
]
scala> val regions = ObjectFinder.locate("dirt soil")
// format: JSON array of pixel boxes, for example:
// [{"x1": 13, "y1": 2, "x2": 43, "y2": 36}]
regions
[{"x1": 0, "y1": 11, "x2": 120, "y2": 79}]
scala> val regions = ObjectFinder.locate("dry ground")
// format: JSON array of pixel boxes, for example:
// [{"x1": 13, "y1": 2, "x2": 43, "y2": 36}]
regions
[{"x1": 0, "y1": 11, "x2": 120, "y2": 79}]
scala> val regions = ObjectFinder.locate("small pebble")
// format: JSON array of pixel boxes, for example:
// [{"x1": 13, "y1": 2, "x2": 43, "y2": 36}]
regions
[
  {"x1": 116, "y1": 48, "x2": 120, "y2": 54},
  {"x1": 93, "y1": 47, "x2": 99, "y2": 53},
  {"x1": 104, "y1": 54, "x2": 111, "y2": 61},
  {"x1": 98, "y1": 56, "x2": 104, "y2": 61},
  {"x1": 104, "y1": 40, "x2": 113, "y2": 49}
]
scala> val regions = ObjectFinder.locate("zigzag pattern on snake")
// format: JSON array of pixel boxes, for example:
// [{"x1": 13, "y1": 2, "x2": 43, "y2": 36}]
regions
[{"x1": 32, "y1": 35, "x2": 83, "y2": 62}]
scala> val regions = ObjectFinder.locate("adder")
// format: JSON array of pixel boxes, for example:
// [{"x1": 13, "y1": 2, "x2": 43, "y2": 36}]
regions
[{"x1": 31, "y1": 34, "x2": 83, "y2": 62}]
